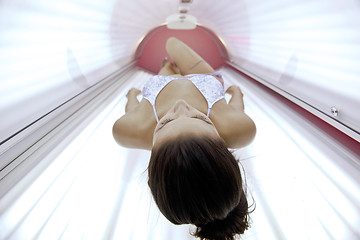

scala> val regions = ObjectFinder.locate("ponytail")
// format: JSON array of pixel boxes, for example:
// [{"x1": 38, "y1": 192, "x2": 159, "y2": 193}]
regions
[{"x1": 194, "y1": 189, "x2": 251, "y2": 240}]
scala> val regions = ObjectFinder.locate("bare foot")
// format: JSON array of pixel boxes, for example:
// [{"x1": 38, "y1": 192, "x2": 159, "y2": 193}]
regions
[{"x1": 161, "y1": 57, "x2": 170, "y2": 67}]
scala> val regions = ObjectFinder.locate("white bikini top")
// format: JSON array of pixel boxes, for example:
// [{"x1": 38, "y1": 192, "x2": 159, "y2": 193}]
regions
[{"x1": 142, "y1": 72, "x2": 225, "y2": 122}]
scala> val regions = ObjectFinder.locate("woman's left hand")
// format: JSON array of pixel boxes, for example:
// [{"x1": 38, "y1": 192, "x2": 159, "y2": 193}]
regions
[{"x1": 126, "y1": 88, "x2": 141, "y2": 98}]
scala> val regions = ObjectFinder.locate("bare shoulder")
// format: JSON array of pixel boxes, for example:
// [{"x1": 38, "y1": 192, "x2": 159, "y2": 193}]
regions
[
  {"x1": 112, "y1": 102, "x2": 155, "y2": 150},
  {"x1": 211, "y1": 105, "x2": 256, "y2": 149}
]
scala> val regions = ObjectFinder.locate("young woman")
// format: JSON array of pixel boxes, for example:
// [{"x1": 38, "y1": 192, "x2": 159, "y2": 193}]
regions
[{"x1": 113, "y1": 37, "x2": 256, "y2": 240}]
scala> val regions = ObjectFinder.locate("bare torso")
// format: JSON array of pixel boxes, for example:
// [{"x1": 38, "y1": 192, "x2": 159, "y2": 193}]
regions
[
  {"x1": 113, "y1": 75, "x2": 255, "y2": 150},
  {"x1": 152, "y1": 77, "x2": 222, "y2": 119},
  {"x1": 113, "y1": 37, "x2": 256, "y2": 150}
]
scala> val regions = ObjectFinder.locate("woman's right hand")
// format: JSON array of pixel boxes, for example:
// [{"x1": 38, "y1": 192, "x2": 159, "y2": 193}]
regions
[
  {"x1": 226, "y1": 85, "x2": 243, "y2": 97},
  {"x1": 226, "y1": 85, "x2": 245, "y2": 111}
]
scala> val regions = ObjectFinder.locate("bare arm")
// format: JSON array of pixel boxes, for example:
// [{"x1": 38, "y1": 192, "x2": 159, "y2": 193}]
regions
[
  {"x1": 217, "y1": 85, "x2": 256, "y2": 148},
  {"x1": 125, "y1": 88, "x2": 141, "y2": 113},
  {"x1": 112, "y1": 112, "x2": 153, "y2": 150},
  {"x1": 113, "y1": 89, "x2": 154, "y2": 150},
  {"x1": 226, "y1": 85, "x2": 244, "y2": 111}
]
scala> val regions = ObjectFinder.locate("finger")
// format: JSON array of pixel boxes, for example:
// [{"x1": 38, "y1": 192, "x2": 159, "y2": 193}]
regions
[{"x1": 225, "y1": 86, "x2": 235, "y2": 93}]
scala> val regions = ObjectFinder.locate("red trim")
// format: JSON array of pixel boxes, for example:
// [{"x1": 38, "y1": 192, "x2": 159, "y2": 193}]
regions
[{"x1": 135, "y1": 25, "x2": 228, "y2": 73}]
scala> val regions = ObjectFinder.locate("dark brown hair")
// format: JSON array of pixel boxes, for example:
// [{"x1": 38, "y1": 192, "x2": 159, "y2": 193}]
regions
[{"x1": 148, "y1": 136, "x2": 252, "y2": 240}]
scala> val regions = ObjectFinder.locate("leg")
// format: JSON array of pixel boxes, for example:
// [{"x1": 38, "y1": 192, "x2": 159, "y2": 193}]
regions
[{"x1": 165, "y1": 37, "x2": 215, "y2": 76}]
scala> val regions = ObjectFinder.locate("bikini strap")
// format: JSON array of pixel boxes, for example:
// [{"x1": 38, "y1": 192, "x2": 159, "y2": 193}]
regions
[
  {"x1": 212, "y1": 72, "x2": 223, "y2": 79},
  {"x1": 152, "y1": 104, "x2": 159, "y2": 123},
  {"x1": 206, "y1": 108, "x2": 211, "y2": 117}
]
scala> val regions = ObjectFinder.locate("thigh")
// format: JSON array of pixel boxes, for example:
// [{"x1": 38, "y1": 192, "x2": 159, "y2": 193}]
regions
[{"x1": 166, "y1": 37, "x2": 215, "y2": 76}]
